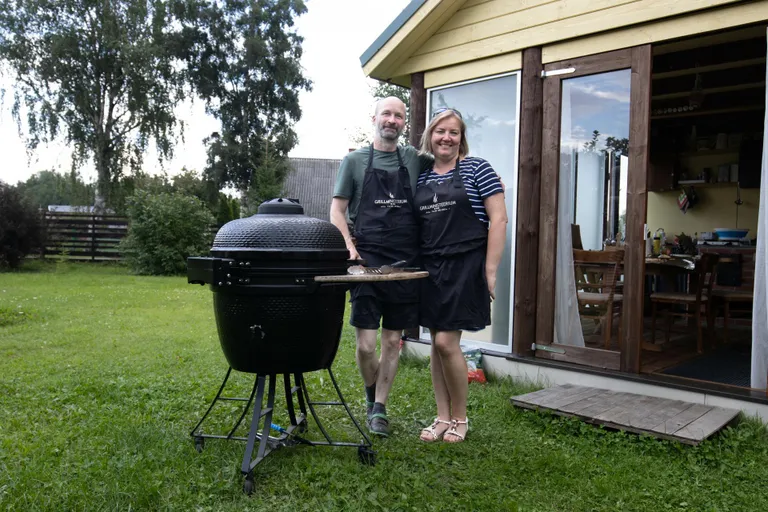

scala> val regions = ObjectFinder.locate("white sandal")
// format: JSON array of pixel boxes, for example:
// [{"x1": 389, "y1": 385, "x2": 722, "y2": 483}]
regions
[
  {"x1": 420, "y1": 418, "x2": 451, "y2": 442},
  {"x1": 443, "y1": 418, "x2": 469, "y2": 443}
]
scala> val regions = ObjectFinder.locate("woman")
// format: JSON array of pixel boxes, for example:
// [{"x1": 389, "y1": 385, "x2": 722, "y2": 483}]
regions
[{"x1": 415, "y1": 108, "x2": 507, "y2": 443}]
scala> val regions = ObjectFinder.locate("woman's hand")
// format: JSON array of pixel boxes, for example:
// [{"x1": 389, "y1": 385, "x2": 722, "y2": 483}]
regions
[{"x1": 486, "y1": 269, "x2": 497, "y2": 301}]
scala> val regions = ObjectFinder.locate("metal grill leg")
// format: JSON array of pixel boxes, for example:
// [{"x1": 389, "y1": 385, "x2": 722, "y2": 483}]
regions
[
  {"x1": 226, "y1": 375, "x2": 260, "y2": 439},
  {"x1": 327, "y1": 368, "x2": 373, "y2": 447},
  {"x1": 190, "y1": 367, "x2": 233, "y2": 437},
  {"x1": 294, "y1": 372, "x2": 308, "y2": 417},
  {"x1": 241, "y1": 375, "x2": 266, "y2": 474},
  {"x1": 284, "y1": 373, "x2": 299, "y2": 428},
  {"x1": 298, "y1": 373, "x2": 334, "y2": 444},
  {"x1": 254, "y1": 375, "x2": 277, "y2": 466}
]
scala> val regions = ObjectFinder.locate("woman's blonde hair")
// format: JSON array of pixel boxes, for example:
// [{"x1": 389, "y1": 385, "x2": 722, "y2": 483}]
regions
[{"x1": 419, "y1": 109, "x2": 469, "y2": 158}]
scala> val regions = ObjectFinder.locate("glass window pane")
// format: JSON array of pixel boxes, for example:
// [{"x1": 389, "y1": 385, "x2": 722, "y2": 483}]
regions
[
  {"x1": 557, "y1": 69, "x2": 631, "y2": 349},
  {"x1": 428, "y1": 74, "x2": 519, "y2": 347}
]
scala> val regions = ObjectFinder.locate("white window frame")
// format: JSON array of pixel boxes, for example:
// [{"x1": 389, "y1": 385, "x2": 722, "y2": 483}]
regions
[{"x1": 421, "y1": 70, "x2": 522, "y2": 354}]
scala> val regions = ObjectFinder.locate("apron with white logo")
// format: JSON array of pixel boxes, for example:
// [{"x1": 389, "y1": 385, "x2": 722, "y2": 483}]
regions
[
  {"x1": 414, "y1": 160, "x2": 490, "y2": 330},
  {"x1": 351, "y1": 145, "x2": 419, "y2": 303}
]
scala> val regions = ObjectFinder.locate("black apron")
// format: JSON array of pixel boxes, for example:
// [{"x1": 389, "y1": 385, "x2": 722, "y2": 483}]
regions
[
  {"x1": 350, "y1": 145, "x2": 419, "y2": 303},
  {"x1": 414, "y1": 160, "x2": 490, "y2": 331}
]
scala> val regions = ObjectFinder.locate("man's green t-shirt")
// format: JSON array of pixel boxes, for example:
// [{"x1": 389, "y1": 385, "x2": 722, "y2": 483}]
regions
[{"x1": 333, "y1": 145, "x2": 433, "y2": 225}]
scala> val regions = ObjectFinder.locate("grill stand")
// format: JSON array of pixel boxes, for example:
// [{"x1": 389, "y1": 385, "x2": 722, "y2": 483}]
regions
[{"x1": 190, "y1": 367, "x2": 376, "y2": 494}]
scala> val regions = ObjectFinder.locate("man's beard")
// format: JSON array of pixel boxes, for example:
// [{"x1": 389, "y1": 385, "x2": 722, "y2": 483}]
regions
[{"x1": 378, "y1": 126, "x2": 401, "y2": 141}]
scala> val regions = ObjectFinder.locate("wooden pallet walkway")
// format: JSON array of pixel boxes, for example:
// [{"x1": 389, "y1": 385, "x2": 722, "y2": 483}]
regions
[{"x1": 510, "y1": 384, "x2": 740, "y2": 445}]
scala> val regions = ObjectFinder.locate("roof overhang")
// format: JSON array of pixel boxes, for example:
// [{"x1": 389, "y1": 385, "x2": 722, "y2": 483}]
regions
[{"x1": 359, "y1": 0, "x2": 466, "y2": 87}]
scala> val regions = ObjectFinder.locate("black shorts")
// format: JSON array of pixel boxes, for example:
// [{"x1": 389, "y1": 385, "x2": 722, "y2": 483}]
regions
[
  {"x1": 350, "y1": 296, "x2": 419, "y2": 331},
  {"x1": 419, "y1": 248, "x2": 490, "y2": 332}
]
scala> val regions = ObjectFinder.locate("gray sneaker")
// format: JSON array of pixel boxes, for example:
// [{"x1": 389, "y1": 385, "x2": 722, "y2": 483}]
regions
[{"x1": 368, "y1": 413, "x2": 390, "y2": 437}]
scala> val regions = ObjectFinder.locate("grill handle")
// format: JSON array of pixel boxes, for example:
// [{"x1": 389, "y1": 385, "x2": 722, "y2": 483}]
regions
[{"x1": 187, "y1": 256, "x2": 236, "y2": 285}]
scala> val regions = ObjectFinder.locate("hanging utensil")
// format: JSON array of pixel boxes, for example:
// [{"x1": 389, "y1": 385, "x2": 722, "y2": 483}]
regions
[{"x1": 347, "y1": 260, "x2": 420, "y2": 275}]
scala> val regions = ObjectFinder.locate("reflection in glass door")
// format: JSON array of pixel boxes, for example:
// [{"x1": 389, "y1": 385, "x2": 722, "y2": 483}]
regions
[{"x1": 556, "y1": 69, "x2": 631, "y2": 350}]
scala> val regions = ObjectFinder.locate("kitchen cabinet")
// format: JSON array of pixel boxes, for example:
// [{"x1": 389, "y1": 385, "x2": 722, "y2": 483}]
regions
[
  {"x1": 648, "y1": 154, "x2": 676, "y2": 192},
  {"x1": 738, "y1": 137, "x2": 762, "y2": 188}
]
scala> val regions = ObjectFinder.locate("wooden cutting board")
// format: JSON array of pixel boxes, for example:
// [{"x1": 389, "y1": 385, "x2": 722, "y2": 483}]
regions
[{"x1": 314, "y1": 271, "x2": 429, "y2": 283}]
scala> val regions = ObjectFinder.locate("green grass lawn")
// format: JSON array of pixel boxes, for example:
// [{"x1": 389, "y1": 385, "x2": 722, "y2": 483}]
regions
[{"x1": 2, "y1": 262, "x2": 768, "y2": 511}]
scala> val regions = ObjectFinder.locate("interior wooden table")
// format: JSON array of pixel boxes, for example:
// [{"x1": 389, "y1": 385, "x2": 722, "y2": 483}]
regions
[
  {"x1": 577, "y1": 257, "x2": 697, "y2": 352},
  {"x1": 642, "y1": 257, "x2": 697, "y2": 352}
]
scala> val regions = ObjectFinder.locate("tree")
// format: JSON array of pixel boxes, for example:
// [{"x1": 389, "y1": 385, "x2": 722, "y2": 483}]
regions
[
  {"x1": 0, "y1": 0, "x2": 197, "y2": 209},
  {"x1": 238, "y1": 144, "x2": 292, "y2": 216},
  {"x1": 605, "y1": 136, "x2": 629, "y2": 156},
  {"x1": 119, "y1": 189, "x2": 214, "y2": 275},
  {"x1": 0, "y1": 181, "x2": 44, "y2": 269},
  {"x1": 182, "y1": 0, "x2": 311, "y2": 196},
  {"x1": 429, "y1": 90, "x2": 487, "y2": 147},
  {"x1": 583, "y1": 130, "x2": 601, "y2": 152},
  {"x1": 16, "y1": 169, "x2": 95, "y2": 208},
  {"x1": 581, "y1": 130, "x2": 628, "y2": 156}
]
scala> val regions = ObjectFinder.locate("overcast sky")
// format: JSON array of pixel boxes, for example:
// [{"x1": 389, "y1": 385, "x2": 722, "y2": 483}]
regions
[{"x1": 0, "y1": 0, "x2": 411, "y2": 185}]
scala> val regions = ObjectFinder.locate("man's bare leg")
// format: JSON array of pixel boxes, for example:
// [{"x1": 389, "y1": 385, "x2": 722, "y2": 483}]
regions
[
  {"x1": 364, "y1": 327, "x2": 401, "y2": 436},
  {"x1": 355, "y1": 327, "x2": 379, "y2": 390},
  {"x1": 375, "y1": 328, "x2": 402, "y2": 405}
]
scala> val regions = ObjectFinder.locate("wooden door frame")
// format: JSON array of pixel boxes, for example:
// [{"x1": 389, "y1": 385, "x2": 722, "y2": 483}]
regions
[{"x1": 535, "y1": 46, "x2": 652, "y2": 373}]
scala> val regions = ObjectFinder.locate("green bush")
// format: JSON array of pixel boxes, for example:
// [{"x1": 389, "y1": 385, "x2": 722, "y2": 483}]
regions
[
  {"x1": 0, "y1": 182, "x2": 44, "y2": 269},
  {"x1": 120, "y1": 190, "x2": 215, "y2": 275}
]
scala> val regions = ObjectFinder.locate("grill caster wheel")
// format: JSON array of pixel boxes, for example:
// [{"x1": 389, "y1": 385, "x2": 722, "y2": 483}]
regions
[
  {"x1": 358, "y1": 445, "x2": 376, "y2": 466},
  {"x1": 243, "y1": 475, "x2": 254, "y2": 495},
  {"x1": 194, "y1": 437, "x2": 205, "y2": 453}
]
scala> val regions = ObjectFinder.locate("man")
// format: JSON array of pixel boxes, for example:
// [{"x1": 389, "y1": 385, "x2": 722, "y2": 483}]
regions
[{"x1": 330, "y1": 96, "x2": 431, "y2": 437}]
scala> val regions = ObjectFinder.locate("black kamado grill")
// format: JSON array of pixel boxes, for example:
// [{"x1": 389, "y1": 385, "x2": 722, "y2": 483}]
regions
[{"x1": 186, "y1": 198, "x2": 426, "y2": 494}]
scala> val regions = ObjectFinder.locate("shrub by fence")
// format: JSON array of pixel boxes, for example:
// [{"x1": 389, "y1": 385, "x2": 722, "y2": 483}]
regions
[{"x1": 38, "y1": 211, "x2": 220, "y2": 261}]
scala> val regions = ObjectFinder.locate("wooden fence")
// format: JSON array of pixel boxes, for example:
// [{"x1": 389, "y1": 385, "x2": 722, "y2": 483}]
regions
[{"x1": 39, "y1": 211, "x2": 220, "y2": 261}]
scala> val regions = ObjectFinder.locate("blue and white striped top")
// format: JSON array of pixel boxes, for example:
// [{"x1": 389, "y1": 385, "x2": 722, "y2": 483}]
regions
[{"x1": 416, "y1": 157, "x2": 503, "y2": 226}]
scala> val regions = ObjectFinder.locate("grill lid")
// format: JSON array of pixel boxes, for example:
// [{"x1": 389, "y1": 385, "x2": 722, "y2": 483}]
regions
[{"x1": 210, "y1": 198, "x2": 348, "y2": 259}]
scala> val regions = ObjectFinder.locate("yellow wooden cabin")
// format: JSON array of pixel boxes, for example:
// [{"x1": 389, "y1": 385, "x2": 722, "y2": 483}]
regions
[{"x1": 361, "y1": 0, "x2": 768, "y2": 419}]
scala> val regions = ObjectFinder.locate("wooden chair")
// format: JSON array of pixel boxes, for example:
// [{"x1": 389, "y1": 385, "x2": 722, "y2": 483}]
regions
[
  {"x1": 572, "y1": 224, "x2": 583, "y2": 250},
  {"x1": 650, "y1": 253, "x2": 719, "y2": 353},
  {"x1": 712, "y1": 289, "x2": 754, "y2": 344},
  {"x1": 573, "y1": 249, "x2": 624, "y2": 349}
]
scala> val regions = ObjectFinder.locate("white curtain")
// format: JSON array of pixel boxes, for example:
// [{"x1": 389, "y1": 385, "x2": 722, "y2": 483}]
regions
[
  {"x1": 750, "y1": 31, "x2": 768, "y2": 389},
  {"x1": 554, "y1": 84, "x2": 585, "y2": 347},
  {"x1": 574, "y1": 151, "x2": 606, "y2": 250}
]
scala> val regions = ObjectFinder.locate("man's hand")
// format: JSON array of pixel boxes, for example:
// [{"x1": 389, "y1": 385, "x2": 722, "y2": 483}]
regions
[
  {"x1": 347, "y1": 241, "x2": 361, "y2": 261},
  {"x1": 330, "y1": 197, "x2": 361, "y2": 260}
]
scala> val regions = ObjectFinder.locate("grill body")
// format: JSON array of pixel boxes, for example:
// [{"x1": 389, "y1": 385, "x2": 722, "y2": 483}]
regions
[{"x1": 188, "y1": 198, "x2": 350, "y2": 374}]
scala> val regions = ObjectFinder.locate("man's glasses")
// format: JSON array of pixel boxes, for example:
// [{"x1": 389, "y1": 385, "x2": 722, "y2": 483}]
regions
[{"x1": 431, "y1": 107, "x2": 462, "y2": 119}]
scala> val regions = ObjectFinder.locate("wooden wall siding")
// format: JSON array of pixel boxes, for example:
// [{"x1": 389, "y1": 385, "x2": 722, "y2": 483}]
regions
[
  {"x1": 623, "y1": 45, "x2": 652, "y2": 373},
  {"x1": 362, "y1": 0, "x2": 464, "y2": 85},
  {"x1": 424, "y1": 51, "x2": 521, "y2": 88},
  {"x1": 512, "y1": 48, "x2": 543, "y2": 357},
  {"x1": 437, "y1": 0, "x2": 558, "y2": 34},
  {"x1": 542, "y1": 2, "x2": 768, "y2": 64},
  {"x1": 395, "y1": 0, "x2": 740, "y2": 76}
]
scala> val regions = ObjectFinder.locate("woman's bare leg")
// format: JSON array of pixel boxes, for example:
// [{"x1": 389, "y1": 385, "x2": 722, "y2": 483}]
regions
[
  {"x1": 420, "y1": 329, "x2": 451, "y2": 440},
  {"x1": 432, "y1": 330, "x2": 468, "y2": 442}
]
